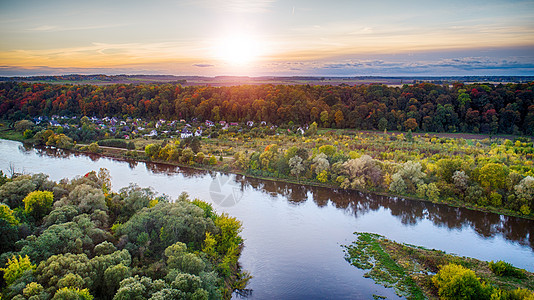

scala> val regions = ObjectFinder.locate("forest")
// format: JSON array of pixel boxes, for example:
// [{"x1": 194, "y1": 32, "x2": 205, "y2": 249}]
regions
[
  {"x1": 0, "y1": 169, "x2": 248, "y2": 299},
  {"x1": 0, "y1": 81, "x2": 533, "y2": 135}
]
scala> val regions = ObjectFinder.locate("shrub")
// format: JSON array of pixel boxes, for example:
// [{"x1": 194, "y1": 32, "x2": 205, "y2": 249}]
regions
[
  {"x1": 432, "y1": 264, "x2": 491, "y2": 300},
  {"x1": 98, "y1": 139, "x2": 129, "y2": 148},
  {"x1": 488, "y1": 261, "x2": 526, "y2": 278}
]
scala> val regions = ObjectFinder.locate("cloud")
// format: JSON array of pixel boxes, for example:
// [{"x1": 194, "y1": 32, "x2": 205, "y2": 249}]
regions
[
  {"x1": 27, "y1": 24, "x2": 124, "y2": 32},
  {"x1": 28, "y1": 25, "x2": 58, "y2": 31},
  {"x1": 194, "y1": 0, "x2": 276, "y2": 13},
  {"x1": 193, "y1": 63, "x2": 214, "y2": 68}
]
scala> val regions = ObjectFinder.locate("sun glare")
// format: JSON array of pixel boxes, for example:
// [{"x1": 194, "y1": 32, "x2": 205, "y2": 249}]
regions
[{"x1": 215, "y1": 34, "x2": 261, "y2": 66}]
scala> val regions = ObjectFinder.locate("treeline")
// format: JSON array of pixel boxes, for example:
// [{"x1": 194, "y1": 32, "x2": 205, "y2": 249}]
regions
[
  {"x1": 1, "y1": 81, "x2": 533, "y2": 135},
  {"x1": 0, "y1": 169, "x2": 248, "y2": 299},
  {"x1": 231, "y1": 135, "x2": 534, "y2": 217}
]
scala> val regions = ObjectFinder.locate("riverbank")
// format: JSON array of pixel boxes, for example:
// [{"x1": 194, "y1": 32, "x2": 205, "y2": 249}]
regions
[
  {"x1": 1, "y1": 128, "x2": 532, "y2": 221},
  {"x1": 343, "y1": 232, "x2": 534, "y2": 299}
]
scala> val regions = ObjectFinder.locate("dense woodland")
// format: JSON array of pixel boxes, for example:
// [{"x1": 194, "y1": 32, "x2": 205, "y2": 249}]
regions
[
  {"x1": 0, "y1": 169, "x2": 248, "y2": 299},
  {"x1": 1, "y1": 81, "x2": 533, "y2": 135}
]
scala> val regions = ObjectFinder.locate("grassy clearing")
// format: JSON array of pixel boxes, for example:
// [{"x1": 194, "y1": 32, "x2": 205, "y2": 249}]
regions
[{"x1": 343, "y1": 232, "x2": 534, "y2": 299}]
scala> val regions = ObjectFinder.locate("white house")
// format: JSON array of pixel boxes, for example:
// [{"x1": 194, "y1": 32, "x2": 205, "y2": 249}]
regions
[
  {"x1": 144, "y1": 130, "x2": 157, "y2": 137},
  {"x1": 181, "y1": 131, "x2": 193, "y2": 139}
]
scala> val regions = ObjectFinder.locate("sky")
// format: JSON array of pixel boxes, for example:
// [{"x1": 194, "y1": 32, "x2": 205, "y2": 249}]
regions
[{"x1": 1, "y1": 0, "x2": 534, "y2": 76}]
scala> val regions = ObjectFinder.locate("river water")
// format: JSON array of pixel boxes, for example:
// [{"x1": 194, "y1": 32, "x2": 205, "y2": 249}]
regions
[{"x1": 1, "y1": 139, "x2": 533, "y2": 299}]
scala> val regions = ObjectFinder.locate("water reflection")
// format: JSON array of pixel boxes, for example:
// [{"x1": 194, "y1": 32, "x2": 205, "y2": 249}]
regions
[
  {"x1": 25, "y1": 143, "x2": 534, "y2": 250},
  {"x1": 220, "y1": 175, "x2": 533, "y2": 251}
]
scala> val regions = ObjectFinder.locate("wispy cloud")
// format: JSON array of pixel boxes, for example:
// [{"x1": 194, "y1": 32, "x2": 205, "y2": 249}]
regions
[
  {"x1": 193, "y1": 63, "x2": 214, "y2": 68},
  {"x1": 193, "y1": 0, "x2": 276, "y2": 13},
  {"x1": 27, "y1": 24, "x2": 125, "y2": 32}
]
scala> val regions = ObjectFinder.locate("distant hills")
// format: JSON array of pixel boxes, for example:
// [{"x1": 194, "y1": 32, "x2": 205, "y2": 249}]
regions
[{"x1": 1, "y1": 74, "x2": 533, "y2": 86}]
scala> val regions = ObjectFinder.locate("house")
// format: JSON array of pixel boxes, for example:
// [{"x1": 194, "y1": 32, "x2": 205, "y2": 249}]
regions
[
  {"x1": 33, "y1": 116, "x2": 45, "y2": 125},
  {"x1": 296, "y1": 127, "x2": 305, "y2": 135},
  {"x1": 181, "y1": 129, "x2": 193, "y2": 139},
  {"x1": 205, "y1": 120, "x2": 215, "y2": 127},
  {"x1": 260, "y1": 121, "x2": 267, "y2": 126},
  {"x1": 219, "y1": 121, "x2": 226, "y2": 126},
  {"x1": 247, "y1": 121, "x2": 254, "y2": 127},
  {"x1": 144, "y1": 130, "x2": 157, "y2": 137},
  {"x1": 194, "y1": 129, "x2": 203, "y2": 137},
  {"x1": 229, "y1": 122, "x2": 239, "y2": 126},
  {"x1": 50, "y1": 120, "x2": 61, "y2": 127}
]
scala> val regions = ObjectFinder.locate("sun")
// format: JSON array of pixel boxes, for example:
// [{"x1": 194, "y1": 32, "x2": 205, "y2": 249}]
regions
[{"x1": 215, "y1": 34, "x2": 262, "y2": 66}]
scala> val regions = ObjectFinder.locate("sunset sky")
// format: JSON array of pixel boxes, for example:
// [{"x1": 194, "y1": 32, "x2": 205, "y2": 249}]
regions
[{"x1": 1, "y1": 0, "x2": 534, "y2": 76}]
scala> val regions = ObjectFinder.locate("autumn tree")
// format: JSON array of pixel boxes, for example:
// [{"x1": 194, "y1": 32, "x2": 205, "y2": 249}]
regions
[
  {"x1": 389, "y1": 161, "x2": 426, "y2": 194},
  {"x1": 403, "y1": 118, "x2": 418, "y2": 131},
  {"x1": 1, "y1": 255, "x2": 35, "y2": 286},
  {"x1": 432, "y1": 264, "x2": 491, "y2": 300},
  {"x1": 289, "y1": 156, "x2": 304, "y2": 180},
  {"x1": 23, "y1": 190, "x2": 54, "y2": 220},
  {"x1": 477, "y1": 163, "x2": 509, "y2": 191},
  {"x1": 341, "y1": 155, "x2": 382, "y2": 189}
]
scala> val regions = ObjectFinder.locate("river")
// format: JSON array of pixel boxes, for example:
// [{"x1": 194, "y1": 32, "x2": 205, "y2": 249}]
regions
[{"x1": 1, "y1": 139, "x2": 533, "y2": 299}]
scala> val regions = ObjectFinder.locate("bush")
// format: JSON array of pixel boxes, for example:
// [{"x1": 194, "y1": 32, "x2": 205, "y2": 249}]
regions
[
  {"x1": 432, "y1": 264, "x2": 491, "y2": 300},
  {"x1": 98, "y1": 139, "x2": 129, "y2": 148},
  {"x1": 488, "y1": 261, "x2": 526, "y2": 278}
]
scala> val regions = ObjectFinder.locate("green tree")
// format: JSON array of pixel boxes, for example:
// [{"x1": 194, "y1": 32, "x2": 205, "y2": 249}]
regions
[
  {"x1": 320, "y1": 110, "x2": 329, "y2": 127},
  {"x1": 144, "y1": 144, "x2": 161, "y2": 159},
  {"x1": 0, "y1": 176, "x2": 37, "y2": 208},
  {"x1": 378, "y1": 117, "x2": 388, "y2": 131},
  {"x1": 52, "y1": 287, "x2": 94, "y2": 300},
  {"x1": 305, "y1": 122, "x2": 318, "y2": 136},
  {"x1": 14, "y1": 119, "x2": 34, "y2": 132},
  {"x1": 437, "y1": 158, "x2": 465, "y2": 183},
  {"x1": 318, "y1": 145, "x2": 336, "y2": 157},
  {"x1": 0, "y1": 203, "x2": 20, "y2": 225},
  {"x1": 478, "y1": 163, "x2": 509, "y2": 191},
  {"x1": 23, "y1": 190, "x2": 54, "y2": 220},
  {"x1": 389, "y1": 161, "x2": 426, "y2": 194},
  {"x1": 165, "y1": 242, "x2": 205, "y2": 275},
  {"x1": 1, "y1": 255, "x2": 36, "y2": 286}
]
